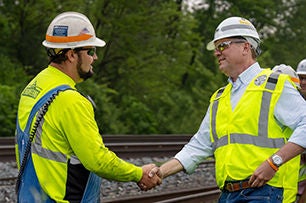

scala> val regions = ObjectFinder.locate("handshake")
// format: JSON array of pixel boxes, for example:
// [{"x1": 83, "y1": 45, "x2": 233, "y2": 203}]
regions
[{"x1": 137, "y1": 163, "x2": 163, "y2": 191}]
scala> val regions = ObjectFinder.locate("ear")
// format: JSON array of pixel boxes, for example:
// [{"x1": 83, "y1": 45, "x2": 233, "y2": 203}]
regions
[
  {"x1": 66, "y1": 49, "x2": 77, "y2": 63},
  {"x1": 242, "y1": 42, "x2": 251, "y2": 56}
]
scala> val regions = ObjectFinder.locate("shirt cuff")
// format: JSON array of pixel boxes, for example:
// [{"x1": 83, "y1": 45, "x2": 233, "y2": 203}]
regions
[
  {"x1": 134, "y1": 166, "x2": 143, "y2": 182},
  {"x1": 174, "y1": 150, "x2": 198, "y2": 174}
]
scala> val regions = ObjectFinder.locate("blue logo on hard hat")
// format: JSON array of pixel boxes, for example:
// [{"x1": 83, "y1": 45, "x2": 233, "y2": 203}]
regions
[{"x1": 53, "y1": 25, "x2": 68, "y2": 36}]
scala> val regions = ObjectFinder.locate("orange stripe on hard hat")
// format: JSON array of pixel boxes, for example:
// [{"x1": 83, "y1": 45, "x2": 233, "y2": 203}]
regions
[
  {"x1": 291, "y1": 77, "x2": 300, "y2": 83},
  {"x1": 46, "y1": 33, "x2": 93, "y2": 43}
]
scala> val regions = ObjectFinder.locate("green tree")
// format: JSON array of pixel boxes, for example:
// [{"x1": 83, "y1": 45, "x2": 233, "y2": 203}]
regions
[
  {"x1": 87, "y1": 0, "x2": 216, "y2": 133},
  {"x1": 266, "y1": 0, "x2": 306, "y2": 68},
  {"x1": 0, "y1": 0, "x2": 305, "y2": 136},
  {"x1": 0, "y1": 54, "x2": 29, "y2": 136}
]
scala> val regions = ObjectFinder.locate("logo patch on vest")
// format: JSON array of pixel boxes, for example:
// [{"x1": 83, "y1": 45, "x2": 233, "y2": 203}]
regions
[
  {"x1": 22, "y1": 81, "x2": 42, "y2": 99},
  {"x1": 254, "y1": 75, "x2": 267, "y2": 86}
]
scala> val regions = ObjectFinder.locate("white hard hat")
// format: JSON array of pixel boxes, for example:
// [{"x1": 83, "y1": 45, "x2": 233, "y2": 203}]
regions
[
  {"x1": 297, "y1": 59, "x2": 306, "y2": 75},
  {"x1": 206, "y1": 17, "x2": 260, "y2": 51},
  {"x1": 42, "y1": 12, "x2": 106, "y2": 49},
  {"x1": 272, "y1": 64, "x2": 300, "y2": 88}
]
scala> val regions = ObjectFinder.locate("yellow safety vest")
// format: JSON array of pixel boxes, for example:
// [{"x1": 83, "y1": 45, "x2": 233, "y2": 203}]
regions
[
  {"x1": 209, "y1": 69, "x2": 300, "y2": 203},
  {"x1": 299, "y1": 163, "x2": 306, "y2": 182}
]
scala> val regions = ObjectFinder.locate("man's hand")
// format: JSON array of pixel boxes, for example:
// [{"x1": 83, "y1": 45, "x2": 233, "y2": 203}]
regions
[
  {"x1": 137, "y1": 164, "x2": 162, "y2": 191},
  {"x1": 249, "y1": 160, "x2": 276, "y2": 187}
]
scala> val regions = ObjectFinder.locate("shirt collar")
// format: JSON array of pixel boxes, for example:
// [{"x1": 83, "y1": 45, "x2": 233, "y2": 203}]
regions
[{"x1": 228, "y1": 62, "x2": 263, "y2": 85}]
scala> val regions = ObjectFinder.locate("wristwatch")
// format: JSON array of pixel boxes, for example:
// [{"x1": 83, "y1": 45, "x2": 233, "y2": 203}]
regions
[{"x1": 271, "y1": 154, "x2": 283, "y2": 167}]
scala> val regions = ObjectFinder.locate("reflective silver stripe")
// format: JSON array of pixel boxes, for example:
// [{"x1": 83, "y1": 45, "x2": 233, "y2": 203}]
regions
[
  {"x1": 70, "y1": 155, "x2": 81, "y2": 165},
  {"x1": 258, "y1": 73, "x2": 279, "y2": 137},
  {"x1": 212, "y1": 136, "x2": 227, "y2": 150},
  {"x1": 211, "y1": 87, "x2": 225, "y2": 150},
  {"x1": 31, "y1": 109, "x2": 67, "y2": 163},
  {"x1": 32, "y1": 143, "x2": 67, "y2": 163},
  {"x1": 231, "y1": 134, "x2": 285, "y2": 148},
  {"x1": 211, "y1": 73, "x2": 282, "y2": 150},
  {"x1": 214, "y1": 133, "x2": 285, "y2": 149},
  {"x1": 221, "y1": 24, "x2": 256, "y2": 32},
  {"x1": 232, "y1": 133, "x2": 284, "y2": 147},
  {"x1": 299, "y1": 165, "x2": 306, "y2": 179}
]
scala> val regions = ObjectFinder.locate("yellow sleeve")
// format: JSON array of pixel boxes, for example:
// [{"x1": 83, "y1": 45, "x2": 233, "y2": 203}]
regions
[{"x1": 55, "y1": 90, "x2": 143, "y2": 182}]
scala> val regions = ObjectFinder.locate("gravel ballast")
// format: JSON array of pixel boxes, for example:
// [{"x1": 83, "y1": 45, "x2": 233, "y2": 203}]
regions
[{"x1": 0, "y1": 157, "x2": 216, "y2": 202}]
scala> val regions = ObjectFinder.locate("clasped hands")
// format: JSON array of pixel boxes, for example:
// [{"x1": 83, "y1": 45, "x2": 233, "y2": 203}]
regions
[{"x1": 137, "y1": 164, "x2": 162, "y2": 191}]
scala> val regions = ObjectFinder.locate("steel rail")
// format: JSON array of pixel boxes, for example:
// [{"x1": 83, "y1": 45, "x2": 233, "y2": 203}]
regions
[
  {"x1": 102, "y1": 186, "x2": 220, "y2": 203},
  {"x1": 0, "y1": 135, "x2": 218, "y2": 203},
  {"x1": 0, "y1": 177, "x2": 17, "y2": 186},
  {"x1": 0, "y1": 135, "x2": 193, "y2": 161}
]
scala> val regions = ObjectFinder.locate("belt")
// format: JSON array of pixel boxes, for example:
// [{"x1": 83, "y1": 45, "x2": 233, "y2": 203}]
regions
[{"x1": 224, "y1": 179, "x2": 251, "y2": 192}]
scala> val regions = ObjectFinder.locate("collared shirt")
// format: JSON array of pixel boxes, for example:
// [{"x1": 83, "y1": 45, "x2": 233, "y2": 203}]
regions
[{"x1": 175, "y1": 62, "x2": 306, "y2": 173}]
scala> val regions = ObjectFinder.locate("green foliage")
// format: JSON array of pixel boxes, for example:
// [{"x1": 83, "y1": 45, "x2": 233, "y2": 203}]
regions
[
  {"x1": 0, "y1": 54, "x2": 29, "y2": 137},
  {"x1": 0, "y1": 85, "x2": 18, "y2": 137},
  {"x1": 87, "y1": 0, "x2": 213, "y2": 134},
  {"x1": 76, "y1": 79, "x2": 126, "y2": 134},
  {"x1": 118, "y1": 95, "x2": 159, "y2": 134},
  {"x1": 266, "y1": 0, "x2": 306, "y2": 68},
  {"x1": 0, "y1": 0, "x2": 88, "y2": 75},
  {"x1": 0, "y1": 0, "x2": 305, "y2": 136}
]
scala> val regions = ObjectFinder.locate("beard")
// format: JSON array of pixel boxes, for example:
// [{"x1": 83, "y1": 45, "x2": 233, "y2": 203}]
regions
[{"x1": 77, "y1": 54, "x2": 94, "y2": 81}]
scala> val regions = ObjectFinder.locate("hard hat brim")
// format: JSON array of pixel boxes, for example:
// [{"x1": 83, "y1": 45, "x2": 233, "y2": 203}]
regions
[
  {"x1": 206, "y1": 40, "x2": 215, "y2": 50},
  {"x1": 42, "y1": 37, "x2": 106, "y2": 49},
  {"x1": 297, "y1": 71, "x2": 306, "y2": 75},
  {"x1": 93, "y1": 37, "x2": 106, "y2": 47}
]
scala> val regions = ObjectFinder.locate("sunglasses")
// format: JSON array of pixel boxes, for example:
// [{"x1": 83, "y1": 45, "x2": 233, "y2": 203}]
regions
[
  {"x1": 215, "y1": 40, "x2": 246, "y2": 52},
  {"x1": 75, "y1": 47, "x2": 96, "y2": 56}
]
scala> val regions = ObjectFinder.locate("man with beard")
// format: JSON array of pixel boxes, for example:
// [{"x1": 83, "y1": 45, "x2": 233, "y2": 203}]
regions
[{"x1": 15, "y1": 12, "x2": 161, "y2": 203}]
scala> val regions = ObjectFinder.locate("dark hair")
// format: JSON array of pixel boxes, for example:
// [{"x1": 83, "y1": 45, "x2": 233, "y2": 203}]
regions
[{"x1": 46, "y1": 48, "x2": 70, "y2": 64}]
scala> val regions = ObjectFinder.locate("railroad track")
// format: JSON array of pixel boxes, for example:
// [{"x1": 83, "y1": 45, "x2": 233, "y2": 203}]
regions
[
  {"x1": 0, "y1": 177, "x2": 16, "y2": 186},
  {"x1": 103, "y1": 186, "x2": 220, "y2": 203},
  {"x1": 0, "y1": 137, "x2": 16, "y2": 162},
  {"x1": 0, "y1": 134, "x2": 192, "y2": 162},
  {"x1": 0, "y1": 176, "x2": 219, "y2": 203},
  {"x1": 0, "y1": 135, "x2": 219, "y2": 202}
]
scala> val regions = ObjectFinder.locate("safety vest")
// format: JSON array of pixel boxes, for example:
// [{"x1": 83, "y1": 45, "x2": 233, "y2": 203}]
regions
[
  {"x1": 299, "y1": 163, "x2": 306, "y2": 182},
  {"x1": 209, "y1": 69, "x2": 300, "y2": 203},
  {"x1": 15, "y1": 85, "x2": 101, "y2": 203}
]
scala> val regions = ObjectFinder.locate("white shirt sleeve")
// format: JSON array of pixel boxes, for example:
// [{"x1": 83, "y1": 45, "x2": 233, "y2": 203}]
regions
[
  {"x1": 275, "y1": 81, "x2": 306, "y2": 148},
  {"x1": 175, "y1": 108, "x2": 214, "y2": 174}
]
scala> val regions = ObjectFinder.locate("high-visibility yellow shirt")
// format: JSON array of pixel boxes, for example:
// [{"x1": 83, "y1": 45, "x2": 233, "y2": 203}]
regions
[{"x1": 16, "y1": 65, "x2": 142, "y2": 202}]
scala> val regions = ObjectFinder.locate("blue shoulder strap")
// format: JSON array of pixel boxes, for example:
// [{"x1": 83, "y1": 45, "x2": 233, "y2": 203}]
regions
[
  {"x1": 16, "y1": 84, "x2": 102, "y2": 202},
  {"x1": 16, "y1": 85, "x2": 72, "y2": 201}
]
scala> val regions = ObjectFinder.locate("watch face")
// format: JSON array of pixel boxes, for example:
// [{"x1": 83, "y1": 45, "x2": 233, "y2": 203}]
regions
[{"x1": 272, "y1": 155, "x2": 283, "y2": 166}]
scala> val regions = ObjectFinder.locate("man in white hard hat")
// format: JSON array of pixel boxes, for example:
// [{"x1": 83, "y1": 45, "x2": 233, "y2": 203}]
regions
[
  {"x1": 149, "y1": 16, "x2": 306, "y2": 202},
  {"x1": 293, "y1": 58, "x2": 306, "y2": 203},
  {"x1": 15, "y1": 12, "x2": 161, "y2": 202},
  {"x1": 272, "y1": 64, "x2": 306, "y2": 203},
  {"x1": 272, "y1": 64, "x2": 300, "y2": 89},
  {"x1": 272, "y1": 62, "x2": 306, "y2": 203},
  {"x1": 297, "y1": 59, "x2": 306, "y2": 99}
]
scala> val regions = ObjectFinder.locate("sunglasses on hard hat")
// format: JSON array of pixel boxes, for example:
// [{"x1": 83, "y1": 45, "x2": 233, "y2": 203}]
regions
[
  {"x1": 74, "y1": 47, "x2": 96, "y2": 56},
  {"x1": 215, "y1": 40, "x2": 246, "y2": 52}
]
